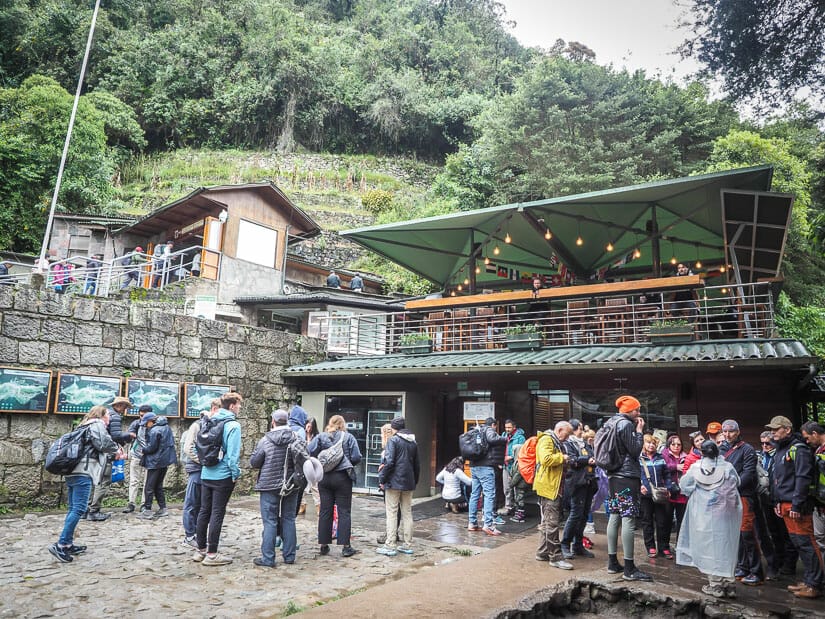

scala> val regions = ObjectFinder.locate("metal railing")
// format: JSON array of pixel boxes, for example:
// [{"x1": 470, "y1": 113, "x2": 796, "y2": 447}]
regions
[{"x1": 325, "y1": 281, "x2": 776, "y2": 356}]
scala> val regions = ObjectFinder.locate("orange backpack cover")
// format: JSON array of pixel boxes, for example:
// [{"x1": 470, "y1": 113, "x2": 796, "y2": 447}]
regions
[{"x1": 517, "y1": 435, "x2": 539, "y2": 485}]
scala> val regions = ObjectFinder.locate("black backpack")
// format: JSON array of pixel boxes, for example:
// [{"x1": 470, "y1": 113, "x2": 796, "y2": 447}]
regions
[
  {"x1": 593, "y1": 416, "x2": 624, "y2": 473},
  {"x1": 45, "y1": 425, "x2": 92, "y2": 475},
  {"x1": 195, "y1": 417, "x2": 228, "y2": 467},
  {"x1": 459, "y1": 425, "x2": 488, "y2": 461}
]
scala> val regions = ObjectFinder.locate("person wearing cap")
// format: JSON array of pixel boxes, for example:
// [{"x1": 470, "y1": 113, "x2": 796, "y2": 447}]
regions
[
  {"x1": 376, "y1": 417, "x2": 420, "y2": 557},
  {"x1": 123, "y1": 403, "x2": 150, "y2": 514},
  {"x1": 604, "y1": 395, "x2": 652, "y2": 581},
  {"x1": 767, "y1": 415, "x2": 824, "y2": 599},
  {"x1": 120, "y1": 246, "x2": 146, "y2": 290},
  {"x1": 719, "y1": 419, "x2": 764, "y2": 585},
  {"x1": 466, "y1": 417, "x2": 508, "y2": 536},
  {"x1": 249, "y1": 409, "x2": 310, "y2": 568},
  {"x1": 86, "y1": 396, "x2": 132, "y2": 521},
  {"x1": 800, "y1": 422, "x2": 825, "y2": 558},
  {"x1": 677, "y1": 440, "x2": 742, "y2": 599},
  {"x1": 180, "y1": 398, "x2": 222, "y2": 546},
  {"x1": 136, "y1": 411, "x2": 177, "y2": 519},
  {"x1": 706, "y1": 421, "x2": 723, "y2": 446}
]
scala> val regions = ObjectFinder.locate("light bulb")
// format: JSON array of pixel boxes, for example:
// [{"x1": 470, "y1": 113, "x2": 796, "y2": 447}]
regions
[
  {"x1": 720, "y1": 265, "x2": 726, "y2": 273},
  {"x1": 670, "y1": 256, "x2": 677, "y2": 265},
  {"x1": 484, "y1": 256, "x2": 490, "y2": 265},
  {"x1": 504, "y1": 232, "x2": 511, "y2": 244},
  {"x1": 463, "y1": 278, "x2": 469, "y2": 285},
  {"x1": 475, "y1": 267, "x2": 480, "y2": 274},
  {"x1": 695, "y1": 260, "x2": 702, "y2": 269},
  {"x1": 457, "y1": 284, "x2": 463, "y2": 291},
  {"x1": 450, "y1": 291, "x2": 456, "y2": 297},
  {"x1": 606, "y1": 242, "x2": 614, "y2": 252},
  {"x1": 633, "y1": 248, "x2": 641, "y2": 259},
  {"x1": 493, "y1": 245, "x2": 500, "y2": 255},
  {"x1": 545, "y1": 229, "x2": 552, "y2": 240},
  {"x1": 576, "y1": 236, "x2": 583, "y2": 246},
  {"x1": 721, "y1": 287, "x2": 728, "y2": 294}
]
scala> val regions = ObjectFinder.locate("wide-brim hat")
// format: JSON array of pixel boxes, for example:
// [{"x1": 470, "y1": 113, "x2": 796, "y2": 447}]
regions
[
  {"x1": 692, "y1": 457, "x2": 726, "y2": 486},
  {"x1": 303, "y1": 457, "x2": 324, "y2": 484},
  {"x1": 111, "y1": 396, "x2": 133, "y2": 408}
]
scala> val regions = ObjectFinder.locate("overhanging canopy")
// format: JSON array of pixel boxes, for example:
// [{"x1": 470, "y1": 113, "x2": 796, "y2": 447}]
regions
[{"x1": 342, "y1": 166, "x2": 785, "y2": 289}]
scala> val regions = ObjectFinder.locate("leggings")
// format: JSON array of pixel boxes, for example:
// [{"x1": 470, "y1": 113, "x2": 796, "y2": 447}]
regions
[{"x1": 143, "y1": 467, "x2": 168, "y2": 510}]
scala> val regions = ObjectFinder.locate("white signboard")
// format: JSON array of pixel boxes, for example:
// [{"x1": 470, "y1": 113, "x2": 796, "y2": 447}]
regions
[
  {"x1": 463, "y1": 401, "x2": 495, "y2": 420},
  {"x1": 679, "y1": 414, "x2": 699, "y2": 428}
]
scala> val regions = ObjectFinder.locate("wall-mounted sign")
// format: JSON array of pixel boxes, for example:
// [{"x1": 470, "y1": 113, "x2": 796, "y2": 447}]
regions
[
  {"x1": 463, "y1": 401, "x2": 495, "y2": 420},
  {"x1": 126, "y1": 378, "x2": 181, "y2": 418},
  {"x1": 456, "y1": 381, "x2": 468, "y2": 391},
  {"x1": 679, "y1": 414, "x2": 699, "y2": 428},
  {"x1": 0, "y1": 367, "x2": 52, "y2": 414},
  {"x1": 55, "y1": 373, "x2": 122, "y2": 415},
  {"x1": 527, "y1": 380, "x2": 540, "y2": 390},
  {"x1": 183, "y1": 383, "x2": 231, "y2": 418}
]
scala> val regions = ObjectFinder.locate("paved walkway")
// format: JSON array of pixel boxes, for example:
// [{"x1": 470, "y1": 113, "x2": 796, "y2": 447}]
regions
[{"x1": 0, "y1": 496, "x2": 822, "y2": 617}]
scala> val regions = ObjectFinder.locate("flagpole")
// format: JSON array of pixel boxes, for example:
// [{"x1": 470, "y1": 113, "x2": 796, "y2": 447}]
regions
[{"x1": 37, "y1": 0, "x2": 102, "y2": 270}]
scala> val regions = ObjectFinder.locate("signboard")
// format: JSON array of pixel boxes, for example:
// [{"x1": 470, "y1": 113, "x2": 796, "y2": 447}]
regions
[
  {"x1": 0, "y1": 367, "x2": 52, "y2": 414},
  {"x1": 463, "y1": 401, "x2": 495, "y2": 420},
  {"x1": 679, "y1": 414, "x2": 699, "y2": 428},
  {"x1": 126, "y1": 378, "x2": 181, "y2": 418},
  {"x1": 456, "y1": 381, "x2": 468, "y2": 391},
  {"x1": 55, "y1": 373, "x2": 121, "y2": 415},
  {"x1": 527, "y1": 380, "x2": 540, "y2": 390},
  {"x1": 183, "y1": 383, "x2": 230, "y2": 418}
]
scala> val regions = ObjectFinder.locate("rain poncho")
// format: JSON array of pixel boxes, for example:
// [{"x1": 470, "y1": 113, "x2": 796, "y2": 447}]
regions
[{"x1": 675, "y1": 457, "x2": 742, "y2": 577}]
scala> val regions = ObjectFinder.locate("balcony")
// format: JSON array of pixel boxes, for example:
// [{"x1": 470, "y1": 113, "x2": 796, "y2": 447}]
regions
[{"x1": 325, "y1": 281, "x2": 776, "y2": 357}]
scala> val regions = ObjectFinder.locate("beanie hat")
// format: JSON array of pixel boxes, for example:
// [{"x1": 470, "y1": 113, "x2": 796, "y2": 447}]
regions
[
  {"x1": 615, "y1": 395, "x2": 640, "y2": 413},
  {"x1": 390, "y1": 416, "x2": 406, "y2": 430}
]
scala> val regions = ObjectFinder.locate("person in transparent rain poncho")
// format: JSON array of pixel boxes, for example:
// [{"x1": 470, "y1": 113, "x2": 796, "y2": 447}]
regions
[{"x1": 676, "y1": 440, "x2": 742, "y2": 599}]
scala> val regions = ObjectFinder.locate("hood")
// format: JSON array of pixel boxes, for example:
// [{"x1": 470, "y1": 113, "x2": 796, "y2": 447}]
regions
[
  {"x1": 265, "y1": 426, "x2": 295, "y2": 446},
  {"x1": 396, "y1": 429, "x2": 416, "y2": 443},
  {"x1": 510, "y1": 428, "x2": 526, "y2": 440},
  {"x1": 213, "y1": 409, "x2": 236, "y2": 422},
  {"x1": 153, "y1": 416, "x2": 169, "y2": 427},
  {"x1": 567, "y1": 434, "x2": 585, "y2": 448},
  {"x1": 775, "y1": 432, "x2": 804, "y2": 449},
  {"x1": 289, "y1": 405, "x2": 308, "y2": 427}
]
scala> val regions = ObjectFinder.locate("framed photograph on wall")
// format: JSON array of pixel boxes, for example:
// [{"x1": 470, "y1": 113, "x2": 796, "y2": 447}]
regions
[
  {"x1": 0, "y1": 367, "x2": 52, "y2": 414},
  {"x1": 125, "y1": 378, "x2": 181, "y2": 418},
  {"x1": 55, "y1": 373, "x2": 122, "y2": 415},
  {"x1": 183, "y1": 383, "x2": 231, "y2": 418}
]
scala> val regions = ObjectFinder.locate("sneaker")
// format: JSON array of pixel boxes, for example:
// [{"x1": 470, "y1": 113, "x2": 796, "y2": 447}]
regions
[
  {"x1": 397, "y1": 545, "x2": 414, "y2": 555},
  {"x1": 482, "y1": 526, "x2": 502, "y2": 536},
  {"x1": 87, "y1": 511, "x2": 110, "y2": 522},
  {"x1": 341, "y1": 546, "x2": 358, "y2": 558},
  {"x1": 793, "y1": 585, "x2": 822, "y2": 599},
  {"x1": 550, "y1": 559, "x2": 574, "y2": 570},
  {"x1": 182, "y1": 536, "x2": 197, "y2": 548},
  {"x1": 319, "y1": 544, "x2": 330, "y2": 555},
  {"x1": 65, "y1": 544, "x2": 87, "y2": 555},
  {"x1": 153, "y1": 508, "x2": 169, "y2": 518},
  {"x1": 202, "y1": 553, "x2": 233, "y2": 566},
  {"x1": 701, "y1": 584, "x2": 725, "y2": 598},
  {"x1": 122, "y1": 503, "x2": 135, "y2": 514},
  {"x1": 741, "y1": 574, "x2": 762, "y2": 586},
  {"x1": 573, "y1": 546, "x2": 594, "y2": 559},
  {"x1": 787, "y1": 582, "x2": 808, "y2": 592},
  {"x1": 661, "y1": 549, "x2": 673, "y2": 560},
  {"x1": 734, "y1": 568, "x2": 747, "y2": 580},
  {"x1": 583, "y1": 522, "x2": 596, "y2": 535},
  {"x1": 493, "y1": 515, "x2": 506, "y2": 526},
  {"x1": 275, "y1": 536, "x2": 282, "y2": 548},
  {"x1": 510, "y1": 511, "x2": 526, "y2": 523},
  {"x1": 48, "y1": 543, "x2": 73, "y2": 563},
  {"x1": 253, "y1": 557, "x2": 276, "y2": 568},
  {"x1": 136, "y1": 510, "x2": 154, "y2": 520},
  {"x1": 535, "y1": 554, "x2": 550, "y2": 562},
  {"x1": 623, "y1": 569, "x2": 653, "y2": 582},
  {"x1": 192, "y1": 549, "x2": 207, "y2": 562},
  {"x1": 467, "y1": 523, "x2": 481, "y2": 532},
  {"x1": 647, "y1": 548, "x2": 657, "y2": 558},
  {"x1": 724, "y1": 585, "x2": 737, "y2": 599},
  {"x1": 139, "y1": 505, "x2": 149, "y2": 513},
  {"x1": 376, "y1": 546, "x2": 397, "y2": 556}
]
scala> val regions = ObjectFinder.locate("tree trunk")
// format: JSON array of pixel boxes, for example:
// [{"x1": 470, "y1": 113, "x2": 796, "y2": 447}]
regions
[{"x1": 276, "y1": 92, "x2": 297, "y2": 153}]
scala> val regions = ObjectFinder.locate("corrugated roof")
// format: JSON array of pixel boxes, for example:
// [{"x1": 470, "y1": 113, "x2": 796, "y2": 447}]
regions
[
  {"x1": 284, "y1": 339, "x2": 815, "y2": 377},
  {"x1": 234, "y1": 291, "x2": 404, "y2": 311}
]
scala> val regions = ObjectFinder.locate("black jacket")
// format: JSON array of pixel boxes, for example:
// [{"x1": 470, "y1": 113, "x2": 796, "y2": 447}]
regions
[
  {"x1": 772, "y1": 432, "x2": 814, "y2": 512},
  {"x1": 250, "y1": 426, "x2": 308, "y2": 492},
  {"x1": 108, "y1": 410, "x2": 132, "y2": 445},
  {"x1": 611, "y1": 414, "x2": 644, "y2": 479},
  {"x1": 723, "y1": 439, "x2": 758, "y2": 498},
  {"x1": 141, "y1": 417, "x2": 178, "y2": 469},
  {"x1": 379, "y1": 430, "x2": 420, "y2": 491},
  {"x1": 473, "y1": 424, "x2": 507, "y2": 467},
  {"x1": 563, "y1": 436, "x2": 593, "y2": 488}
]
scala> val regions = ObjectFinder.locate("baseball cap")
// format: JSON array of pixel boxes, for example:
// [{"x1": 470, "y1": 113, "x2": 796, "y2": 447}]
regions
[
  {"x1": 139, "y1": 412, "x2": 157, "y2": 425},
  {"x1": 765, "y1": 415, "x2": 793, "y2": 430},
  {"x1": 271, "y1": 409, "x2": 289, "y2": 424},
  {"x1": 706, "y1": 421, "x2": 722, "y2": 434}
]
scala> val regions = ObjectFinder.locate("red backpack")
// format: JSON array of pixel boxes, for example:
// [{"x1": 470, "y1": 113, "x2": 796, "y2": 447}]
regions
[{"x1": 517, "y1": 435, "x2": 539, "y2": 485}]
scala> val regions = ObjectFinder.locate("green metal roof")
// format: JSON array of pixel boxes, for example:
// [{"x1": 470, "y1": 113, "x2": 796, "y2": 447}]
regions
[
  {"x1": 284, "y1": 339, "x2": 814, "y2": 377},
  {"x1": 341, "y1": 166, "x2": 776, "y2": 288}
]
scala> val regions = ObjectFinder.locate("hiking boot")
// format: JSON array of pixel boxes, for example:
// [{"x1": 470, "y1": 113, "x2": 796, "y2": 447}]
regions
[
  {"x1": 793, "y1": 585, "x2": 822, "y2": 599},
  {"x1": 573, "y1": 546, "x2": 594, "y2": 558},
  {"x1": 182, "y1": 536, "x2": 197, "y2": 548},
  {"x1": 153, "y1": 508, "x2": 169, "y2": 518},
  {"x1": 139, "y1": 505, "x2": 149, "y2": 513},
  {"x1": 202, "y1": 553, "x2": 233, "y2": 566},
  {"x1": 397, "y1": 545, "x2": 414, "y2": 555},
  {"x1": 607, "y1": 554, "x2": 623, "y2": 574},
  {"x1": 623, "y1": 569, "x2": 653, "y2": 582},
  {"x1": 376, "y1": 545, "x2": 397, "y2": 556},
  {"x1": 65, "y1": 544, "x2": 87, "y2": 555},
  {"x1": 741, "y1": 574, "x2": 762, "y2": 586},
  {"x1": 482, "y1": 526, "x2": 502, "y2": 536},
  {"x1": 319, "y1": 544, "x2": 330, "y2": 556},
  {"x1": 550, "y1": 559, "x2": 574, "y2": 570},
  {"x1": 787, "y1": 582, "x2": 808, "y2": 592},
  {"x1": 701, "y1": 584, "x2": 725, "y2": 598},
  {"x1": 87, "y1": 511, "x2": 110, "y2": 522},
  {"x1": 253, "y1": 557, "x2": 276, "y2": 568},
  {"x1": 510, "y1": 510, "x2": 526, "y2": 523},
  {"x1": 734, "y1": 568, "x2": 747, "y2": 580},
  {"x1": 192, "y1": 549, "x2": 207, "y2": 562},
  {"x1": 535, "y1": 554, "x2": 550, "y2": 562},
  {"x1": 122, "y1": 503, "x2": 135, "y2": 514},
  {"x1": 48, "y1": 544, "x2": 73, "y2": 563},
  {"x1": 724, "y1": 585, "x2": 737, "y2": 599},
  {"x1": 341, "y1": 546, "x2": 358, "y2": 558},
  {"x1": 136, "y1": 510, "x2": 154, "y2": 520}
]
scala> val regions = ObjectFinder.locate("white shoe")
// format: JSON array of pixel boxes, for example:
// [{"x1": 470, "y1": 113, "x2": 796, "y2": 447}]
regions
[{"x1": 583, "y1": 523, "x2": 596, "y2": 535}]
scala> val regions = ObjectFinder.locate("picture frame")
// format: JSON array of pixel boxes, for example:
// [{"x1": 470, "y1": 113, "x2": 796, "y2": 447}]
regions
[
  {"x1": 183, "y1": 383, "x2": 231, "y2": 418},
  {"x1": 0, "y1": 367, "x2": 52, "y2": 414},
  {"x1": 55, "y1": 372, "x2": 122, "y2": 415},
  {"x1": 125, "y1": 378, "x2": 181, "y2": 418}
]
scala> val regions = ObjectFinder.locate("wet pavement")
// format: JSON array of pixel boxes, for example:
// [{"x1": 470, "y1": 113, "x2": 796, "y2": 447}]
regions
[{"x1": 0, "y1": 495, "x2": 823, "y2": 617}]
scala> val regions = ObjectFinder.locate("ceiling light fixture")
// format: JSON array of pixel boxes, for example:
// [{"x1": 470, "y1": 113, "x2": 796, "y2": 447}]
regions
[{"x1": 576, "y1": 219, "x2": 583, "y2": 246}]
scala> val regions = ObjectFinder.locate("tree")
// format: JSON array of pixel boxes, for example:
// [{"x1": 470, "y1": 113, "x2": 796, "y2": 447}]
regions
[{"x1": 682, "y1": 0, "x2": 825, "y2": 115}]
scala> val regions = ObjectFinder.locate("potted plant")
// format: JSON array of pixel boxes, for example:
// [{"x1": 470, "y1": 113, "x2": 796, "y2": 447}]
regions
[
  {"x1": 503, "y1": 323, "x2": 542, "y2": 351},
  {"x1": 648, "y1": 318, "x2": 694, "y2": 344},
  {"x1": 398, "y1": 332, "x2": 433, "y2": 354}
]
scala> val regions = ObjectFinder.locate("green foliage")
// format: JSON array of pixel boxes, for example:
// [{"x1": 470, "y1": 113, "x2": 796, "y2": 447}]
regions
[
  {"x1": 282, "y1": 600, "x2": 304, "y2": 616},
  {"x1": 399, "y1": 332, "x2": 430, "y2": 345},
  {"x1": 775, "y1": 292, "x2": 825, "y2": 361},
  {"x1": 361, "y1": 189, "x2": 394, "y2": 215},
  {"x1": 503, "y1": 323, "x2": 539, "y2": 335}
]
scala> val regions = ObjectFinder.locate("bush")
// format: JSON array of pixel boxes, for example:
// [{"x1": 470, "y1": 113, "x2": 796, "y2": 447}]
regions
[{"x1": 361, "y1": 189, "x2": 394, "y2": 215}]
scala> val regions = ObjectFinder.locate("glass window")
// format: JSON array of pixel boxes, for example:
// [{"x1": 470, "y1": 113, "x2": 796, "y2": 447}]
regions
[{"x1": 571, "y1": 389, "x2": 677, "y2": 434}]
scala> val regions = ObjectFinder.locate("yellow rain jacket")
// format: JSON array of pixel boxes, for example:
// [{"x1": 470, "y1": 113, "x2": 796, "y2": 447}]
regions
[{"x1": 533, "y1": 431, "x2": 566, "y2": 500}]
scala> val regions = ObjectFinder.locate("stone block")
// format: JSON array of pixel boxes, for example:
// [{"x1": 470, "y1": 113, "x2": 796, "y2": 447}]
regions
[
  {"x1": 134, "y1": 329, "x2": 166, "y2": 352},
  {"x1": 2, "y1": 314, "x2": 41, "y2": 339},
  {"x1": 99, "y1": 302, "x2": 129, "y2": 324},
  {"x1": 50, "y1": 343, "x2": 81, "y2": 366},
  {"x1": 249, "y1": 329, "x2": 276, "y2": 347},
  {"x1": 198, "y1": 320, "x2": 227, "y2": 339},
  {"x1": 0, "y1": 336, "x2": 18, "y2": 362},
  {"x1": 164, "y1": 357, "x2": 189, "y2": 374},
  {"x1": 121, "y1": 328, "x2": 136, "y2": 349},
  {"x1": 255, "y1": 347, "x2": 277, "y2": 363},
  {"x1": 163, "y1": 335, "x2": 180, "y2": 356},
  {"x1": 2, "y1": 465, "x2": 43, "y2": 500},
  {"x1": 102, "y1": 325, "x2": 122, "y2": 347},
  {"x1": 234, "y1": 345, "x2": 256, "y2": 362},
  {"x1": 226, "y1": 323, "x2": 248, "y2": 343},
  {"x1": 0, "y1": 286, "x2": 14, "y2": 308},
  {"x1": 40, "y1": 319, "x2": 75, "y2": 343},
  {"x1": 150, "y1": 311, "x2": 175, "y2": 334},
  {"x1": 268, "y1": 367, "x2": 283, "y2": 383},
  {"x1": 13, "y1": 287, "x2": 41, "y2": 312},
  {"x1": 39, "y1": 292, "x2": 73, "y2": 317},
  {"x1": 173, "y1": 315, "x2": 199, "y2": 335},
  {"x1": 9, "y1": 415, "x2": 43, "y2": 439},
  {"x1": 80, "y1": 346, "x2": 114, "y2": 366},
  {"x1": 138, "y1": 352, "x2": 165, "y2": 370},
  {"x1": 217, "y1": 341, "x2": 235, "y2": 359},
  {"x1": 206, "y1": 359, "x2": 226, "y2": 376},
  {"x1": 226, "y1": 359, "x2": 247, "y2": 378},
  {"x1": 18, "y1": 341, "x2": 49, "y2": 364},
  {"x1": 187, "y1": 358, "x2": 207, "y2": 375},
  {"x1": 202, "y1": 338, "x2": 218, "y2": 359},
  {"x1": 0, "y1": 441, "x2": 35, "y2": 465},
  {"x1": 179, "y1": 336, "x2": 202, "y2": 358},
  {"x1": 71, "y1": 297, "x2": 97, "y2": 321},
  {"x1": 129, "y1": 305, "x2": 149, "y2": 327},
  {"x1": 113, "y1": 349, "x2": 137, "y2": 367},
  {"x1": 75, "y1": 322, "x2": 103, "y2": 346}
]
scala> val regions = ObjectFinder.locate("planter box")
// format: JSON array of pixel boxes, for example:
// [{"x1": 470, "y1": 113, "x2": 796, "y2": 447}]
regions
[
  {"x1": 648, "y1": 325, "x2": 694, "y2": 344},
  {"x1": 506, "y1": 333, "x2": 542, "y2": 351},
  {"x1": 399, "y1": 340, "x2": 433, "y2": 354}
]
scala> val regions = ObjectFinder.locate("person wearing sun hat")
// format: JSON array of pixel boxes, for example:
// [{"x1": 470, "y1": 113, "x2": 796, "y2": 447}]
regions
[{"x1": 604, "y1": 395, "x2": 652, "y2": 582}]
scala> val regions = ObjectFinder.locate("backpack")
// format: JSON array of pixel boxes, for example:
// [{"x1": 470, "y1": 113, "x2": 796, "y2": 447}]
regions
[
  {"x1": 45, "y1": 425, "x2": 92, "y2": 475},
  {"x1": 179, "y1": 426, "x2": 191, "y2": 465},
  {"x1": 756, "y1": 457, "x2": 770, "y2": 500},
  {"x1": 459, "y1": 425, "x2": 488, "y2": 461},
  {"x1": 280, "y1": 438, "x2": 308, "y2": 496},
  {"x1": 317, "y1": 432, "x2": 346, "y2": 472},
  {"x1": 195, "y1": 417, "x2": 229, "y2": 467},
  {"x1": 593, "y1": 416, "x2": 623, "y2": 473},
  {"x1": 516, "y1": 435, "x2": 539, "y2": 485}
]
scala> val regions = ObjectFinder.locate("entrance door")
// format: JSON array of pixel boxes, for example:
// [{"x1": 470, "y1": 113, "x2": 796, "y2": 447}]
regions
[
  {"x1": 201, "y1": 216, "x2": 223, "y2": 280},
  {"x1": 365, "y1": 410, "x2": 397, "y2": 490}
]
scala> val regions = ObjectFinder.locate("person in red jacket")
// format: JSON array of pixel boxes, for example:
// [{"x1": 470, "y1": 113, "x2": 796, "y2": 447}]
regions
[{"x1": 683, "y1": 431, "x2": 705, "y2": 473}]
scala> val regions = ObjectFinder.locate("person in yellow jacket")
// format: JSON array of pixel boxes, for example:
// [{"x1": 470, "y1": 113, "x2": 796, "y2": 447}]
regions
[{"x1": 535, "y1": 421, "x2": 573, "y2": 570}]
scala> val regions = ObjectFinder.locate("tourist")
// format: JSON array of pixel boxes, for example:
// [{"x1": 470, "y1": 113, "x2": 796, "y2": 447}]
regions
[
  {"x1": 350, "y1": 273, "x2": 364, "y2": 292},
  {"x1": 800, "y1": 421, "x2": 825, "y2": 556},
  {"x1": 661, "y1": 434, "x2": 688, "y2": 543},
  {"x1": 639, "y1": 434, "x2": 673, "y2": 559},
  {"x1": 436, "y1": 457, "x2": 471, "y2": 513},
  {"x1": 561, "y1": 419, "x2": 596, "y2": 559},
  {"x1": 757, "y1": 430, "x2": 797, "y2": 579},
  {"x1": 467, "y1": 417, "x2": 507, "y2": 536},
  {"x1": 535, "y1": 421, "x2": 574, "y2": 570},
  {"x1": 326, "y1": 270, "x2": 341, "y2": 288},
  {"x1": 705, "y1": 421, "x2": 723, "y2": 446},
  {"x1": 501, "y1": 419, "x2": 526, "y2": 517},
  {"x1": 120, "y1": 247, "x2": 145, "y2": 290},
  {"x1": 683, "y1": 431, "x2": 705, "y2": 473},
  {"x1": 87, "y1": 395, "x2": 132, "y2": 521},
  {"x1": 181, "y1": 398, "x2": 220, "y2": 546},
  {"x1": 123, "y1": 403, "x2": 148, "y2": 514},
  {"x1": 136, "y1": 412, "x2": 177, "y2": 519},
  {"x1": 303, "y1": 417, "x2": 321, "y2": 511},
  {"x1": 84, "y1": 254, "x2": 102, "y2": 295},
  {"x1": 376, "y1": 417, "x2": 420, "y2": 556}
]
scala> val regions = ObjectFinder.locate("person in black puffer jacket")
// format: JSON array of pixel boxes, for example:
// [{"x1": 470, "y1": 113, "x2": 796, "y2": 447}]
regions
[
  {"x1": 137, "y1": 413, "x2": 177, "y2": 519},
  {"x1": 377, "y1": 417, "x2": 420, "y2": 556}
]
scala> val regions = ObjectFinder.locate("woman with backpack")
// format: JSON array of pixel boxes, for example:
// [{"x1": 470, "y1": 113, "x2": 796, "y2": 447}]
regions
[
  {"x1": 48, "y1": 406, "x2": 118, "y2": 563},
  {"x1": 308, "y1": 415, "x2": 362, "y2": 558},
  {"x1": 136, "y1": 412, "x2": 178, "y2": 519}
]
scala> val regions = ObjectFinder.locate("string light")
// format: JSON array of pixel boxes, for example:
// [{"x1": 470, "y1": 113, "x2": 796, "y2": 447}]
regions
[
  {"x1": 694, "y1": 244, "x2": 701, "y2": 270},
  {"x1": 575, "y1": 219, "x2": 583, "y2": 246},
  {"x1": 457, "y1": 284, "x2": 463, "y2": 291},
  {"x1": 633, "y1": 247, "x2": 641, "y2": 259},
  {"x1": 463, "y1": 278, "x2": 469, "y2": 285},
  {"x1": 484, "y1": 256, "x2": 490, "y2": 265},
  {"x1": 669, "y1": 240, "x2": 677, "y2": 265},
  {"x1": 576, "y1": 236, "x2": 584, "y2": 246},
  {"x1": 504, "y1": 232, "x2": 511, "y2": 244},
  {"x1": 670, "y1": 255, "x2": 677, "y2": 265},
  {"x1": 606, "y1": 241, "x2": 614, "y2": 252},
  {"x1": 450, "y1": 290, "x2": 456, "y2": 297},
  {"x1": 544, "y1": 229, "x2": 552, "y2": 240},
  {"x1": 493, "y1": 245, "x2": 500, "y2": 256},
  {"x1": 720, "y1": 265, "x2": 726, "y2": 273},
  {"x1": 475, "y1": 266, "x2": 480, "y2": 274}
]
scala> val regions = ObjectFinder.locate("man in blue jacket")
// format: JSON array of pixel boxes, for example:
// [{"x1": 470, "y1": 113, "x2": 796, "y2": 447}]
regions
[
  {"x1": 193, "y1": 391, "x2": 243, "y2": 567},
  {"x1": 500, "y1": 419, "x2": 525, "y2": 518}
]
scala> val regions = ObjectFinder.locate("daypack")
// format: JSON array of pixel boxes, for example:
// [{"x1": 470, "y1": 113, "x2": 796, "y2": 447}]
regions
[
  {"x1": 593, "y1": 416, "x2": 624, "y2": 473},
  {"x1": 195, "y1": 417, "x2": 229, "y2": 467},
  {"x1": 459, "y1": 425, "x2": 488, "y2": 461},
  {"x1": 516, "y1": 435, "x2": 539, "y2": 485},
  {"x1": 45, "y1": 425, "x2": 92, "y2": 475},
  {"x1": 317, "y1": 432, "x2": 345, "y2": 472},
  {"x1": 280, "y1": 437, "x2": 308, "y2": 496}
]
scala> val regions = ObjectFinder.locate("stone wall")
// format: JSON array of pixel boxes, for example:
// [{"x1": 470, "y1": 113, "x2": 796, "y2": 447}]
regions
[{"x1": 0, "y1": 284, "x2": 325, "y2": 509}]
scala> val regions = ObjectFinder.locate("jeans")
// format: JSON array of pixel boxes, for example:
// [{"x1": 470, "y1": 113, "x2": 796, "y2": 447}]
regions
[
  {"x1": 182, "y1": 470, "x2": 202, "y2": 537},
  {"x1": 59, "y1": 476, "x2": 92, "y2": 546},
  {"x1": 128, "y1": 457, "x2": 145, "y2": 504},
  {"x1": 318, "y1": 470, "x2": 353, "y2": 546},
  {"x1": 561, "y1": 484, "x2": 588, "y2": 548},
  {"x1": 384, "y1": 489, "x2": 413, "y2": 548},
  {"x1": 196, "y1": 477, "x2": 235, "y2": 554},
  {"x1": 469, "y1": 466, "x2": 496, "y2": 528},
  {"x1": 143, "y1": 467, "x2": 168, "y2": 510},
  {"x1": 260, "y1": 490, "x2": 299, "y2": 565}
]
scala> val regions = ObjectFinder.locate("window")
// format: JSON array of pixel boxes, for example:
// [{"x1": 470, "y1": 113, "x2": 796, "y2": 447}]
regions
[
  {"x1": 571, "y1": 390, "x2": 677, "y2": 434},
  {"x1": 236, "y1": 219, "x2": 277, "y2": 267}
]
